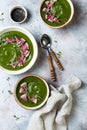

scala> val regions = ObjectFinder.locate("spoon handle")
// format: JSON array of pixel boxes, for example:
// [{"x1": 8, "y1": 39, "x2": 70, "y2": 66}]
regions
[
  {"x1": 50, "y1": 50, "x2": 64, "y2": 71},
  {"x1": 47, "y1": 55, "x2": 56, "y2": 81}
]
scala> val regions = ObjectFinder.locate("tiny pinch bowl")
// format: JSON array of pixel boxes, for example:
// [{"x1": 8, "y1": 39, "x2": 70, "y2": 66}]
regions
[
  {"x1": 14, "y1": 74, "x2": 50, "y2": 110},
  {"x1": 40, "y1": 0, "x2": 74, "y2": 28},
  {"x1": 10, "y1": 5, "x2": 28, "y2": 23}
]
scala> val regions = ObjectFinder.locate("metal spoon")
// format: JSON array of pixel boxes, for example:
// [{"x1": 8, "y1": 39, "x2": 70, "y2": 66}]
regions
[
  {"x1": 41, "y1": 34, "x2": 56, "y2": 81},
  {"x1": 41, "y1": 34, "x2": 64, "y2": 71}
]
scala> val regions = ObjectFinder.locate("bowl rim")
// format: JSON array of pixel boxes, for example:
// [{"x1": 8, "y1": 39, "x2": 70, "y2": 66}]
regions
[
  {"x1": 0, "y1": 26, "x2": 38, "y2": 75},
  {"x1": 14, "y1": 74, "x2": 50, "y2": 110},
  {"x1": 40, "y1": 0, "x2": 74, "y2": 29},
  {"x1": 10, "y1": 5, "x2": 28, "y2": 23}
]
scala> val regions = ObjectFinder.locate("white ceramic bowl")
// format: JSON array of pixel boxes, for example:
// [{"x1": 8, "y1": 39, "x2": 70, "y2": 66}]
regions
[
  {"x1": 14, "y1": 74, "x2": 49, "y2": 110},
  {"x1": 40, "y1": 0, "x2": 74, "y2": 29},
  {"x1": 0, "y1": 27, "x2": 38, "y2": 75},
  {"x1": 10, "y1": 5, "x2": 28, "y2": 23}
]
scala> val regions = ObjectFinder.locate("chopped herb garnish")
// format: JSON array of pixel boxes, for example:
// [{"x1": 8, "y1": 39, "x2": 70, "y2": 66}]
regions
[
  {"x1": 1, "y1": 12, "x2": 4, "y2": 15},
  {"x1": 54, "y1": 40, "x2": 58, "y2": 43},
  {"x1": 13, "y1": 115, "x2": 20, "y2": 120},
  {"x1": 0, "y1": 18, "x2": 4, "y2": 21},
  {"x1": 7, "y1": 77, "x2": 10, "y2": 81},
  {"x1": 8, "y1": 90, "x2": 13, "y2": 95},
  {"x1": 0, "y1": 12, "x2": 4, "y2": 21},
  {"x1": 57, "y1": 51, "x2": 62, "y2": 58},
  {"x1": 6, "y1": 77, "x2": 11, "y2": 86},
  {"x1": 13, "y1": 115, "x2": 25, "y2": 121}
]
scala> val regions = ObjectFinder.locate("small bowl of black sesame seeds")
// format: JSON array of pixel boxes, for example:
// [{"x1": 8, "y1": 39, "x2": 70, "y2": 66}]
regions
[{"x1": 10, "y1": 5, "x2": 28, "y2": 23}]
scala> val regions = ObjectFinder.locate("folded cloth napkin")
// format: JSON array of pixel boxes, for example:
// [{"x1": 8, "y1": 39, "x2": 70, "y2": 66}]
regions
[{"x1": 27, "y1": 75, "x2": 82, "y2": 130}]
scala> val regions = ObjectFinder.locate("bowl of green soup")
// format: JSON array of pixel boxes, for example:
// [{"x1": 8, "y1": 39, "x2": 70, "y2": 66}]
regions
[
  {"x1": 14, "y1": 74, "x2": 49, "y2": 110},
  {"x1": 0, "y1": 27, "x2": 38, "y2": 74},
  {"x1": 40, "y1": 0, "x2": 74, "y2": 28}
]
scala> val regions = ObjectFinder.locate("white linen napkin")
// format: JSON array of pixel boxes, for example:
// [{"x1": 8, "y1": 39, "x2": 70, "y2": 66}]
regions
[{"x1": 27, "y1": 75, "x2": 82, "y2": 130}]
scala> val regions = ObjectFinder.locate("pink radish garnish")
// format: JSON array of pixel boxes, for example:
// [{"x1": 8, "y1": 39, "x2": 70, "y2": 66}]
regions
[
  {"x1": 21, "y1": 94, "x2": 27, "y2": 101},
  {"x1": 30, "y1": 98, "x2": 37, "y2": 104}
]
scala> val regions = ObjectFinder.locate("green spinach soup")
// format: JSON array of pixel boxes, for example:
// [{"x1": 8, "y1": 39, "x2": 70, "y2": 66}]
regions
[
  {"x1": 40, "y1": 0, "x2": 71, "y2": 27},
  {"x1": 16, "y1": 76, "x2": 48, "y2": 107},
  {"x1": 0, "y1": 31, "x2": 33, "y2": 70}
]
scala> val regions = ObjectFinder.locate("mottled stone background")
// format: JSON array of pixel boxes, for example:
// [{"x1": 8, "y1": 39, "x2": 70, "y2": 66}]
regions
[{"x1": 0, "y1": 0, "x2": 87, "y2": 130}]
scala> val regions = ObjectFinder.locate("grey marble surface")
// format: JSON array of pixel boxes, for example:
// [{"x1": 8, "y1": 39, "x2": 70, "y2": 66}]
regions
[{"x1": 0, "y1": 0, "x2": 87, "y2": 130}]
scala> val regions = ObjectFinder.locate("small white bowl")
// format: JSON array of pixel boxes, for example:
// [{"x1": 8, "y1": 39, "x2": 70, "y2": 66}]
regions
[
  {"x1": 40, "y1": 0, "x2": 74, "y2": 29},
  {"x1": 14, "y1": 74, "x2": 50, "y2": 110},
  {"x1": 0, "y1": 26, "x2": 38, "y2": 75},
  {"x1": 10, "y1": 5, "x2": 28, "y2": 23}
]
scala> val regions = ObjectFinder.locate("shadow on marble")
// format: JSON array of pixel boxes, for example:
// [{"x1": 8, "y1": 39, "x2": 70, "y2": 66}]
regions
[
  {"x1": 25, "y1": 8, "x2": 31, "y2": 23},
  {"x1": 68, "y1": 2, "x2": 82, "y2": 27},
  {"x1": 67, "y1": 82, "x2": 87, "y2": 130},
  {"x1": 68, "y1": 1, "x2": 87, "y2": 28}
]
